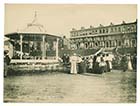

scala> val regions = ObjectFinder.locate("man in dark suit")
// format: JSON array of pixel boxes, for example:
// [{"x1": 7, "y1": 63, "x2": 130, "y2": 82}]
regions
[{"x1": 4, "y1": 51, "x2": 11, "y2": 77}]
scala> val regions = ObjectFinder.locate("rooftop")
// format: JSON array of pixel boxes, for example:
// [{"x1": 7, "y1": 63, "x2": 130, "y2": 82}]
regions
[{"x1": 70, "y1": 20, "x2": 137, "y2": 32}]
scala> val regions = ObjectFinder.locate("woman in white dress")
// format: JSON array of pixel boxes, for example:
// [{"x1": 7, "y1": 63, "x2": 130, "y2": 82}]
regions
[
  {"x1": 127, "y1": 55, "x2": 133, "y2": 71},
  {"x1": 70, "y1": 53, "x2": 79, "y2": 74},
  {"x1": 88, "y1": 56, "x2": 93, "y2": 73}
]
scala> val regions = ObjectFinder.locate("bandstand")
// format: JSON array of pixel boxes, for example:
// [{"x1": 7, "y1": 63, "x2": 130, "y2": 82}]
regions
[{"x1": 4, "y1": 13, "x2": 61, "y2": 72}]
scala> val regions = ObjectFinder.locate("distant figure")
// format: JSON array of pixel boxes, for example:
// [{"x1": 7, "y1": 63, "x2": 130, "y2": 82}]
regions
[
  {"x1": 121, "y1": 54, "x2": 127, "y2": 72},
  {"x1": 98, "y1": 57, "x2": 107, "y2": 74},
  {"x1": 79, "y1": 58, "x2": 87, "y2": 73},
  {"x1": 102, "y1": 54, "x2": 107, "y2": 72},
  {"x1": 127, "y1": 54, "x2": 133, "y2": 71},
  {"x1": 92, "y1": 55, "x2": 97, "y2": 73},
  {"x1": 66, "y1": 54, "x2": 70, "y2": 64},
  {"x1": 106, "y1": 54, "x2": 113, "y2": 72},
  {"x1": 77, "y1": 56, "x2": 83, "y2": 73},
  {"x1": 4, "y1": 51, "x2": 11, "y2": 77},
  {"x1": 62, "y1": 54, "x2": 67, "y2": 72},
  {"x1": 108, "y1": 54, "x2": 114, "y2": 71},
  {"x1": 62, "y1": 54, "x2": 67, "y2": 64},
  {"x1": 94, "y1": 54, "x2": 101, "y2": 74},
  {"x1": 70, "y1": 53, "x2": 79, "y2": 74},
  {"x1": 88, "y1": 56, "x2": 93, "y2": 73},
  {"x1": 132, "y1": 54, "x2": 137, "y2": 70}
]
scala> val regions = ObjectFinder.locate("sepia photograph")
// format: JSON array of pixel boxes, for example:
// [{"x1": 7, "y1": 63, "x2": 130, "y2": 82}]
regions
[{"x1": 4, "y1": 4, "x2": 137, "y2": 103}]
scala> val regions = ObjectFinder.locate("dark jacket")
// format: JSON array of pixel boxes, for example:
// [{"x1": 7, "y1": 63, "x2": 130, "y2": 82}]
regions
[{"x1": 4, "y1": 55, "x2": 11, "y2": 65}]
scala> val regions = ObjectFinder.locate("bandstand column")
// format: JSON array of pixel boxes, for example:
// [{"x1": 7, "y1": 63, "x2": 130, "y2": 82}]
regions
[
  {"x1": 42, "y1": 35, "x2": 45, "y2": 60},
  {"x1": 56, "y1": 38, "x2": 59, "y2": 60},
  {"x1": 20, "y1": 34, "x2": 23, "y2": 60}
]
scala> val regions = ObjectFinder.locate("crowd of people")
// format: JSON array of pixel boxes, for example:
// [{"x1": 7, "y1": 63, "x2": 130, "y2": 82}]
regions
[
  {"x1": 120, "y1": 54, "x2": 137, "y2": 72},
  {"x1": 61, "y1": 52, "x2": 136, "y2": 75},
  {"x1": 61, "y1": 53, "x2": 113, "y2": 74},
  {"x1": 4, "y1": 50, "x2": 137, "y2": 77}
]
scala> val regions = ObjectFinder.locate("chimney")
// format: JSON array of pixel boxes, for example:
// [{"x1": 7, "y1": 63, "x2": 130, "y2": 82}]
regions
[{"x1": 81, "y1": 27, "x2": 85, "y2": 30}]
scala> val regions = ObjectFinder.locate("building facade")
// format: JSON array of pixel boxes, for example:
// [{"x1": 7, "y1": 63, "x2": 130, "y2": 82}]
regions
[{"x1": 70, "y1": 20, "x2": 137, "y2": 52}]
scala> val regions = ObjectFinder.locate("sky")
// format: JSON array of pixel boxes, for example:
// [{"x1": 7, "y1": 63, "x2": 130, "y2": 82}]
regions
[{"x1": 5, "y1": 4, "x2": 137, "y2": 38}]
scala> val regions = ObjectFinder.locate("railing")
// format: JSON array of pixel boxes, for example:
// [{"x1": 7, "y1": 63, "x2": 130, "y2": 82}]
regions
[{"x1": 11, "y1": 58, "x2": 58, "y2": 64}]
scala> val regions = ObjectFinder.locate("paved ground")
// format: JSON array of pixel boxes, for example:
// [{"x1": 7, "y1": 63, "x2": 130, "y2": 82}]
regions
[{"x1": 4, "y1": 70, "x2": 136, "y2": 103}]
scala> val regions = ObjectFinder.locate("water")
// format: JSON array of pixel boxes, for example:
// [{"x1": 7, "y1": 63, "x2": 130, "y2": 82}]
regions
[{"x1": 4, "y1": 71, "x2": 136, "y2": 103}]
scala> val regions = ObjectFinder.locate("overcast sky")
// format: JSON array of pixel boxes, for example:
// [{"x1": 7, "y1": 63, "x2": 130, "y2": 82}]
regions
[{"x1": 5, "y1": 4, "x2": 137, "y2": 37}]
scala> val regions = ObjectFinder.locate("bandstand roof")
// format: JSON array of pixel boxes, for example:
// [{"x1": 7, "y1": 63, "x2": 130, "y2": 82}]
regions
[
  {"x1": 5, "y1": 12, "x2": 61, "y2": 40},
  {"x1": 5, "y1": 32, "x2": 61, "y2": 41}
]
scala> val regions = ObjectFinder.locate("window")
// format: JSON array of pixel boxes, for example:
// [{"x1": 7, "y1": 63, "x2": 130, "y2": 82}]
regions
[
  {"x1": 99, "y1": 29, "x2": 102, "y2": 33},
  {"x1": 118, "y1": 41, "x2": 121, "y2": 46},
  {"x1": 115, "y1": 27, "x2": 117, "y2": 32},
  {"x1": 118, "y1": 27, "x2": 121, "y2": 32},
  {"x1": 103, "y1": 29, "x2": 105, "y2": 33},
  {"x1": 95, "y1": 30, "x2": 98, "y2": 33},
  {"x1": 111, "y1": 28, "x2": 113, "y2": 32},
  {"x1": 106, "y1": 28, "x2": 108, "y2": 33}
]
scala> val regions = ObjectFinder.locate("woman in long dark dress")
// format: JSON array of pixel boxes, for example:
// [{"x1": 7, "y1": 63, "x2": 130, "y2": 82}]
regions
[
  {"x1": 93, "y1": 54, "x2": 101, "y2": 74},
  {"x1": 92, "y1": 55, "x2": 97, "y2": 73},
  {"x1": 78, "y1": 58, "x2": 87, "y2": 74},
  {"x1": 120, "y1": 54, "x2": 127, "y2": 72}
]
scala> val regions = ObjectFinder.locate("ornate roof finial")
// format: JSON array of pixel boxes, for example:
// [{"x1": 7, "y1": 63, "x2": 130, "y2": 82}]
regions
[
  {"x1": 23, "y1": 11, "x2": 47, "y2": 32},
  {"x1": 32, "y1": 11, "x2": 37, "y2": 24}
]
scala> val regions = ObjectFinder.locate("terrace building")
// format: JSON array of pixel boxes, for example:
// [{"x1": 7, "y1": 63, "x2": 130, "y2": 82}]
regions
[{"x1": 70, "y1": 20, "x2": 137, "y2": 54}]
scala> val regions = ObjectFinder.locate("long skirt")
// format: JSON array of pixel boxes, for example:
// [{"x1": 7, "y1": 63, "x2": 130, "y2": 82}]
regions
[
  {"x1": 93, "y1": 62, "x2": 99, "y2": 74},
  {"x1": 78, "y1": 62, "x2": 87, "y2": 73},
  {"x1": 99, "y1": 66, "x2": 105, "y2": 74},
  {"x1": 106, "y1": 61, "x2": 110, "y2": 72},
  {"x1": 70, "y1": 62, "x2": 77, "y2": 74},
  {"x1": 128, "y1": 61, "x2": 133, "y2": 71}
]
